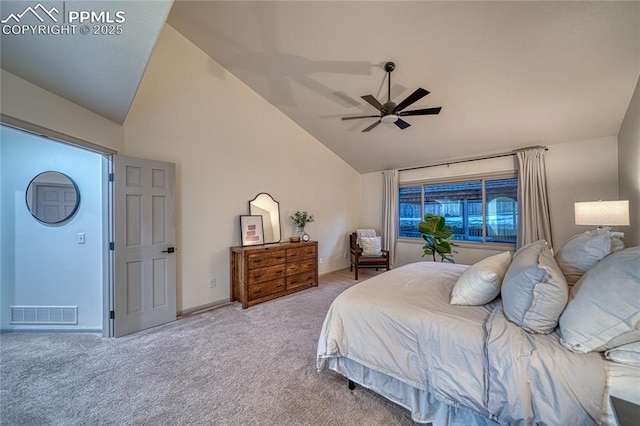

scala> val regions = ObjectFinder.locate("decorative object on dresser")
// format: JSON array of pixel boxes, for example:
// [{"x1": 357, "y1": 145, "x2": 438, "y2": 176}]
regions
[
  {"x1": 249, "y1": 193, "x2": 281, "y2": 243},
  {"x1": 231, "y1": 241, "x2": 318, "y2": 308},
  {"x1": 349, "y1": 230, "x2": 390, "y2": 280},
  {"x1": 290, "y1": 210, "x2": 314, "y2": 241},
  {"x1": 239, "y1": 215, "x2": 264, "y2": 246}
]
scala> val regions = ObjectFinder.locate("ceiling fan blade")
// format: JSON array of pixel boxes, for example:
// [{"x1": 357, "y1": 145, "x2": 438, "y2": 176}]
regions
[
  {"x1": 394, "y1": 118, "x2": 411, "y2": 130},
  {"x1": 399, "y1": 107, "x2": 442, "y2": 116},
  {"x1": 342, "y1": 115, "x2": 380, "y2": 121},
  {"x1": 361, "y1": 95, "x2": 384, "y2": 111},
  {"x1": 394, "y1": 88, "x2": 430, "y2": 112},
  {"x1": 362, "y1": 120, "x2": 382, "y2": 132}
]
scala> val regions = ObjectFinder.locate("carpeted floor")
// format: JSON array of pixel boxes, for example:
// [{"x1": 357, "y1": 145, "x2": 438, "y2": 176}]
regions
[{"x1": 0, "y1": 268, "x2": 419, "y2": 425}]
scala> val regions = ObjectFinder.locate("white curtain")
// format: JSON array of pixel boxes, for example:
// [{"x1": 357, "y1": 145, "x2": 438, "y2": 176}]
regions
[
  {"x1": 382, "y1": 169, "x2": 398, "y2": 267},
  {"x1": 516, "y1": 148, "x2": 553, "y2": 249}
]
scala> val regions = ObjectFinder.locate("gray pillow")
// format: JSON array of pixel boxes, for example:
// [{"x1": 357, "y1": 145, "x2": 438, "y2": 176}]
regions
[
  {"x1": 559, "y1": 247, "x2": 640, "y2": 353},
  {"x1": 501, "y1": 240, "x2": 568, "y2": 334},
  {"x1": 555, "y1": 228, "x2": 625, "y2": 286},
  {"x1": 605, "y1": 342, "x2": 640, "y2": 367}
]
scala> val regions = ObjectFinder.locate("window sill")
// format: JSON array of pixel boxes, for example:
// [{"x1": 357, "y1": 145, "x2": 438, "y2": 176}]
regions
[{"x1": 397, "y1": 238, "x2": 515, "y2": 251}]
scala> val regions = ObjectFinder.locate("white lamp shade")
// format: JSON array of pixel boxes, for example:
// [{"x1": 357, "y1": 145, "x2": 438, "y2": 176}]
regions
[{"x1": 575, "y1": 200, "x2": 630, "y2": 226}]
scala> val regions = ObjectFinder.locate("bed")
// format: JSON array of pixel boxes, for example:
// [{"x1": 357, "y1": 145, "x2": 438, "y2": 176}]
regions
[{"x1": 317, "y1": 241, "x2": 640, "y2": 425}]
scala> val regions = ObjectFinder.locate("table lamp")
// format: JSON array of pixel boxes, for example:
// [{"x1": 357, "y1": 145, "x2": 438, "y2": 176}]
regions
[{"x1": 574, "y1": 200, "x2": 630, "y2": 229}]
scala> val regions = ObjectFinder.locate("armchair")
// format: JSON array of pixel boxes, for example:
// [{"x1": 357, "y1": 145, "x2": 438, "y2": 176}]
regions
[{"x1": 349, "y1": 232, "x2": 390, "y2": 280}]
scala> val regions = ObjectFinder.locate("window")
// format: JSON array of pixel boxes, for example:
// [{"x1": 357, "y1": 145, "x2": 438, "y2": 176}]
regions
[{"x1": 399, "y1": 176, "x2": 518, "y2": 244}]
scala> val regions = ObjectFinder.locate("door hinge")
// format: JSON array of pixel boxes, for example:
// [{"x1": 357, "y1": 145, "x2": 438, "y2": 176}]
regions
[
  {"x1": 109, "y1": 310, "x2": 115, "y2": 319},
  {"x1": 109, "y1": 242, "x2": 114, "y2": 251},
  {"x1": 109, "y1": 173, "x2": 114, "y2": 182}
]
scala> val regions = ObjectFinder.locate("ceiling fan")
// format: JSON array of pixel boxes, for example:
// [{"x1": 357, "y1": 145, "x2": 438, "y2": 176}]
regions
[{"x1": 342, "y1": 61, "x2": 442, "y2": 132}]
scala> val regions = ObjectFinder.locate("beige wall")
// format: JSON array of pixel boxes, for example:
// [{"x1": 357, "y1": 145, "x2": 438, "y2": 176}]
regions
[
  {"x1": 618, "y1": 75, "x2": 640, "y2": 247},
  {"x1": 122, "y1": 25, "x2": 360, "y2": 312},
  {"x1": 0, "y1": 70, "x2": 123, "y2": 153},
  {"x1": 546, "y1": 136, "x2": 620, "y2": 246},
  {"x1": 360, "y1": 136, "x2": 620, "y2": 266}
]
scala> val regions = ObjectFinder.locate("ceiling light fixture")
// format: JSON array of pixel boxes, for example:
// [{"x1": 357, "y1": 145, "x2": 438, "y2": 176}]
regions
[{"x1": 340, "y1": 61, "x2": 441, "y2": 132}]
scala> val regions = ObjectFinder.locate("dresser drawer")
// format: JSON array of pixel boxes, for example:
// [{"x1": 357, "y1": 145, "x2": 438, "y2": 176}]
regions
[
  {"x1": 248, "y1": 278, "x2": 286, "y2": 300},
  {"x1": 287, "y1": 245, "x2": 316, "y2": 261},
  {"x1": 287, "y1": 270, "x2": 316, "y2": 290},
  {"x1": 248, "y1": 264, "x2": 286, "y2": 285},
  {"x1": 248, "y1": 250, "x2": 286, "y2": 268},
  {"x1": 286, "y1": 259, "x2": 316, "y2": 276}
]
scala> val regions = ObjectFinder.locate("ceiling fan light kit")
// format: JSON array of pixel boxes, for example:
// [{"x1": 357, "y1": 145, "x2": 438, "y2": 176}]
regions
[{"x1": 341, "y1": 61, "x2": 442, "y2": 132}]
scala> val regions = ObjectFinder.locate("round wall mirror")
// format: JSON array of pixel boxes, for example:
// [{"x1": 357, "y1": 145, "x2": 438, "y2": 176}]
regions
[{"x1": 25, "y1": 171, "x2": 80, "y2": 224}]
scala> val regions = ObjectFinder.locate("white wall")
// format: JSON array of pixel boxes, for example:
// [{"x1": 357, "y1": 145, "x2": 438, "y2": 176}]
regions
[
  {"x1": 618, "y1": 75, "x2": 640, "y2": 247},
  {"x1": 122, "y1": 25, "x2": 360, "y2": 313},
  {"x1": 0, "y1": 126, "x2": 103, "y2": 331},
  {"x1": 0, "y1": 70, "x2": 123, "y2": 153},
  {"x1": 360, "y1": 137, "x2": 620, "y2": 267}
]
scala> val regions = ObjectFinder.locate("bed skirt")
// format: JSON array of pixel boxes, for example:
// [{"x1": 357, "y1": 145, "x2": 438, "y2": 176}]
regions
[
  {"x1": 330, "y1": 356, "x2": 638, "y2": 426},
  {"x1": 328, "y1": 356, "x2": 498, "y2": 426}
]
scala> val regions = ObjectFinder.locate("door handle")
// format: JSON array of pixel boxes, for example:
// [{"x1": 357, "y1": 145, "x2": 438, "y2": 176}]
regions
[{"x1": 161, "y1": 247, "x2": 176, "y2": 254}]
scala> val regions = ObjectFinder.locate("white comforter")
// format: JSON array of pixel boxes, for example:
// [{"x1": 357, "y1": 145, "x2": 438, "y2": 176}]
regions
[{"x1": 317, "y1": 262, "x2": 605, "y2": 425}]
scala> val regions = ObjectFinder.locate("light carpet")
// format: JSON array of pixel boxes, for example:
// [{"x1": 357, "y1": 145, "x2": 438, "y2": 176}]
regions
[{"x1": 0, "y1": 268, "x2": 417, "y2": 425}]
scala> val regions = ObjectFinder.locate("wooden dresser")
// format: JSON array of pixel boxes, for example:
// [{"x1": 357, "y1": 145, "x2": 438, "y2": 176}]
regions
[{"x1": 230, "y1": 241, "x2": 318, "y2": 308}]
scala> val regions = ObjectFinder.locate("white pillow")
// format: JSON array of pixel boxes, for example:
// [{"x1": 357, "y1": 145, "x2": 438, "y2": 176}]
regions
[
  {"x1": 605, "y1": 342, "x2": 640, "y2": 367},
  {"x1": 555, "y1": 228, "x2": 625, "y2": 286},
  {"x1": 450, "y1": 251, "x2": 512, "y2": 305},
  {"x1": 501, "y1": 240, "x2": 568, "y2": 334},
  {"x1": 559, "y1": 247, "x2": 640, "y2": 353},
  {"x1": 360, "y1": 236, "x2": 382, "y2": 256}
]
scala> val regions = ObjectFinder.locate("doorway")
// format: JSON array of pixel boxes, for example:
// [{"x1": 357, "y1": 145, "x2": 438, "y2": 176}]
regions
[
  {"x1": 1, "y1": 124, "x2": 177, "y2": 337},
  {"x1": 0, "y1": 125, "x2": 107, "y2": 333}
]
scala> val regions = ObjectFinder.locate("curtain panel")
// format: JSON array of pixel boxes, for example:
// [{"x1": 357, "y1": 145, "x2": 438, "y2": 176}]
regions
[
  {"x1": 382, "y1": 169, "x2": 398, "y2": 267},
  {"x1": 516, "y1": 148, "x2": 553, "y2": 249}
]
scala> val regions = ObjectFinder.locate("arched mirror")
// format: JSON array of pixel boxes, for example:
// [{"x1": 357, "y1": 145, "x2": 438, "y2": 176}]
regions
[
  {"x1": 26, "y1": 171, "x2": 80, "y2": 224},
  {"x1": 249, "y1": 193, "x2": 281, "y2": 243}
]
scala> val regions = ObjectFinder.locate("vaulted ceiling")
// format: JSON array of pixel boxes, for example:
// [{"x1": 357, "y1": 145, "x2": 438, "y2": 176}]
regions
[{"x1": 2, "y1": 1, "x2": 639, "y2": 173}]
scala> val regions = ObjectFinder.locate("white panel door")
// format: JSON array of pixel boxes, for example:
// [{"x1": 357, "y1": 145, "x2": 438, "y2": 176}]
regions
[
  {"x1": 113, "y1": 155, "x2": 176, "y2": 337},
  {"x1": 35, "y1": 184, "x2": 77, "y2": 222}
]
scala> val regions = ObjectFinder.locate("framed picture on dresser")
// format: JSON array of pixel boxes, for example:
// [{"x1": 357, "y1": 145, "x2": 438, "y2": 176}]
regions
[{"x1": 240, "y1": 215, "x2": 264, "y2": 246}]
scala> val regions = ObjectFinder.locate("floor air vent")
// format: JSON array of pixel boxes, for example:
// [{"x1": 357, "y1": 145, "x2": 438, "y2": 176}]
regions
[{"x1": 10, "y1": 306, "x2": 78, "y2": 325}]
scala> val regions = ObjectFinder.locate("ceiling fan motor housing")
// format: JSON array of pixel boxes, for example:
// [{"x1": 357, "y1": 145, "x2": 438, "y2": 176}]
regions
[{"x1": 383, "y1": 101, "x2": 397, "y2": 114}]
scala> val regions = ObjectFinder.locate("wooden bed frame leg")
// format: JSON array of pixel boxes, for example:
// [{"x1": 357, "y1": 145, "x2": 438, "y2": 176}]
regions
[{"x1": 348, "y1": 379, "x2": 355, "y2": 390}]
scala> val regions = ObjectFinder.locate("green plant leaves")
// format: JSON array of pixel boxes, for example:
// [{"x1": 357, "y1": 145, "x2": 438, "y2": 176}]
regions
[{"x1": 418, "y1": 213, "x2": 458, "y2": 262}]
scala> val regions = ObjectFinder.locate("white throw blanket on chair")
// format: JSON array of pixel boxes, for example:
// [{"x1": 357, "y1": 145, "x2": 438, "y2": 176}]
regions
[{"x1": 356, "y1": 229, "x2": 377, "y2": 246}]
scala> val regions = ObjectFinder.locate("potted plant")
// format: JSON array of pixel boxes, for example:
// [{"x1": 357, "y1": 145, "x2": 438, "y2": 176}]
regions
[
  {"x1": 418, "y1": 213, "x2": 457, "y2": 263},
  {"x1": 290, "y1": 211, "x2": 314, "y2": 236}
]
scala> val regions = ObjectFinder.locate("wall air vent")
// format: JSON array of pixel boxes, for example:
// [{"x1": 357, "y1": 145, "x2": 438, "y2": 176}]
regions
[{"x1": 9, "y1": 306, "x2": 78, "y2": 325}]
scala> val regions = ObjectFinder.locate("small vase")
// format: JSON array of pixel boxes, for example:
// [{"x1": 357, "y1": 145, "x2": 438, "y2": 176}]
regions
[{"x1": 297, "y1": 226, "x2": 305, "y2": 237}]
